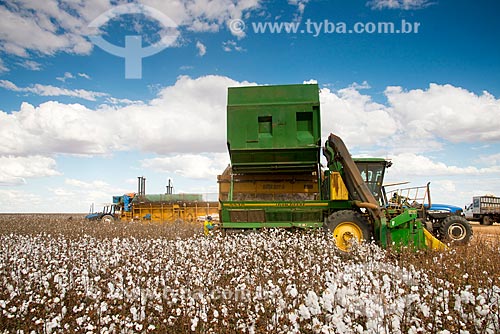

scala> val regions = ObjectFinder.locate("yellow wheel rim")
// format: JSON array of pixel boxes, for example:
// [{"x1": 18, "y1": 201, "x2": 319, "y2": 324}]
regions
[{"x1": 332, "y1": 222, "x2": 364, "y2": 252}]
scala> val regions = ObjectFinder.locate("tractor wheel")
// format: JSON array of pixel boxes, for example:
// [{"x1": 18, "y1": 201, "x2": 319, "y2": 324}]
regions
[
  {"x1": 325, "y1": 210, "x2": 371, "y2": 252},
  {"x1": 438, "y1": 216, "x2": 472, "y2": 245},
  {"x1": 101, "y1": 215, "x2": 115, "y2": 223},
  {"x1": 481, "y1": 215, "x2": 493, "y2": 226}
]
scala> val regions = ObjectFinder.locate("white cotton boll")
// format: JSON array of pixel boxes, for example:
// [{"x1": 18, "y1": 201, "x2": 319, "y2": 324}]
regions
[
  {"x1": 408, "y1": 326, "x2": 418, "y2": 334},
  {"x1": 366, "y1": 319, "x2": 379, "y2": 332},
  {"x1": 476, "y1": 294, "x2": 486, "y2": 305},
  {"x1": 288, "y1": 311, "x2": 299, "y2": 324},
  {"x1": 420, "y1": 303, "x2": 430, "y2": 317},
  {"x1": 287, "y1": 285, "x2": 298, "y2": 298},
  {"x1": 311, "y1": 317, "x2": 323, "y2": 331},
  {"x1": 391, "y1": 315, "x2": 401, "y2": 331},
  {"x1": 298, "y1": 304, "x2": 311, "y2": 320},
  {"x1": 305, "y1": 291, "x2": 321, "y2": 316},
  {"x1": 336, "y1": 287, "x2": 348, "y2": 307},
  {"x1": 191, "y1": 316, "x2": 199, "y2": 331},
  {"x1": 321, "y1": 289, "x2": 334, "y2": 313},
  {"x1": 475, "y1": 303, "x2": 490, "y2": 316},
  {"x1": 200, "y1": 311, "x2": 208, "y2": 322},
  {"x1": 130, "y1": 306, "x2": 138, "y2": 321},
  {"x1": 460, "y1": 289, "x2": 475, "y2": 305},
  {"x1": 76, "y1": 316, "x2": 84, "y2": 326},
  {"x1": 221, "y1": 305, "x2": 228, "y2": 317}
]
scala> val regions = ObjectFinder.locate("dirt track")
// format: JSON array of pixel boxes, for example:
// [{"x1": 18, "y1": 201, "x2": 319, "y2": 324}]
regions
[{"x1": 470, "y1": 221, "x2": 500, "y2": 241}]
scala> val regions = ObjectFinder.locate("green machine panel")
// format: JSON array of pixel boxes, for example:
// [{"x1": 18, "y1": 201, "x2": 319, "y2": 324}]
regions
[{"x1": 227, "y1": 84, "x2": 321, "y2": 172}]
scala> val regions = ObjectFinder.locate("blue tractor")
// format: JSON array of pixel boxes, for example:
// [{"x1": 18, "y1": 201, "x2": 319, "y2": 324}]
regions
[
  {"x1": 85, "y1": 203, "x2": 118, "y2": 222},
  {"x1": 424, "y1": 202, "x2": 472, "y2": 244}
]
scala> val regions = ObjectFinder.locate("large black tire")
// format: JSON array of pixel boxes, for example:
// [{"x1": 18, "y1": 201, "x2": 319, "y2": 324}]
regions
[
  {"x1": 438, "y1": 216, "x2": 472, "y2": 245},
  {"x1": 101, "y1": 214, "x2": 115, "y2": 223},
  {"x1": 325, "y1": 210, "x2": 371, "y2": 252},
  {"x1": 481, "y1": 215, "x2": 493, "y2": 226}
]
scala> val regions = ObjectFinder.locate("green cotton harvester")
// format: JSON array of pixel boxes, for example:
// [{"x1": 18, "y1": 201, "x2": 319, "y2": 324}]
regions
[{"x1": 217, "y1": 83, "x2": 452, "y2": 251}]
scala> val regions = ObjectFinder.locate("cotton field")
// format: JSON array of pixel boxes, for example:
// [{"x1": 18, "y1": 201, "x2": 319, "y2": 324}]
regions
[{"x1": 0, "y1": 215, "x2": 499, "y2": 333}]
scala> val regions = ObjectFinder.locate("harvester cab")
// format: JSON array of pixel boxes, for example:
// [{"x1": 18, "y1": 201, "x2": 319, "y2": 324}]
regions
[{"x1": 353, "y1": 158, "x2": 392, "y2": 206}]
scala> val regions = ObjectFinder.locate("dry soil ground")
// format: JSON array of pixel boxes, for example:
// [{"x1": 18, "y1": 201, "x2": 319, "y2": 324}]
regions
[{"x1": 470, "y1": 221, "x2": 500, "y2": 242}]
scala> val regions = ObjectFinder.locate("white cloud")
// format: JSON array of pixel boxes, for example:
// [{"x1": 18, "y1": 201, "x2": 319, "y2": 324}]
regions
[
  {"x1": 64, "y1": 178, "x2": 131, "y2": 207},
  {"x1": 49, "y1": 187, "x2": 75, "y2": 197},
  {"x1": 385, "y1": 84, "x2": 500, "y2": 147},
  {"x1": 196, "y1": 41, "x2": 207, "y2": 56},
  {"x1": 31, "y1": 84, "x2": 108, "y2": 100},
  {"x1": 104, "y1": 96, "x2": 143, "y2": 106},
  {"x1": 78, "y1": 73, "x2": 91, "y2": 79},
  {"x1": 0, "y1": 156, "x2": 60, "y2": 185},
  {"x1": 389, "y1": 153, "x2": 500, "y2": 177},
  {"x1": 288, "y1": 0, "x2": 310, "y2": 22},
  {"x1": 222, "y1": 40, "x2": 245, "y2": 52},
  {"x1": 0, "y1": 176, "x2": 131, "y2": 213},
  {"x1": 0, "y1": 79, "x2": 18, "y2": 91},
  {"x1": 0, "y1": 58, "x2": 7, "y2": 72},
  {"x1": 0, "y1": 189, "x2": 44, "y2": 212},
  {"x1": 0, "y1": 3, "x2": 94, "y2": 57},
  {"x1": 0, "y1": 79, "x2": 108, "y2": 101},
  {"x1": 19, "y1": 60, "x2": 42, "y2": 71},
  {"x1": 367, "y1": 0, "x2": 434, "y2": 10},
  {"x1": 0, "y1": 101, "x2": 119, "y2": 156},
  {"x1": 0, "y1": 0, "x2": 263, "y2": 59},
  {"x1": 141, "y1": 153, "x2": 229, "y2": 179},
  {"x1": 0, "y1": 75, "x2": 255, "y2": 157},
  {"x1": 476, "y1": 153, "x2": 500, "y2": 166},
  {"x1": 56, "y1": 72, "x2": 75, "y2": 82},
  {"x1": 66, "y1": 178, "x2": 110, "y2": 189},
  {"x1": 319, "y1": 86, "x2": 398, "y2": 148},
  {"x1": 126, "y1": 75, "x2": 254, "y2": 154},
  {"x1": 349, "y1": 81, "x2": 371, "y2": 90}
]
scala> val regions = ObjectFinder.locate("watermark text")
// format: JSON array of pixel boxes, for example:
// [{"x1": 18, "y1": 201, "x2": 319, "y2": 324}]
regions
[{"x1": 229, "y1": 19, "x2": 421, "y2": 37}]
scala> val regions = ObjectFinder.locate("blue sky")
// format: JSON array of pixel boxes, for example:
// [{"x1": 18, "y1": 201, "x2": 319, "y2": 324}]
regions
[{"x1": 0, "y1": 0, "x2": 499, "y2": 212}]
